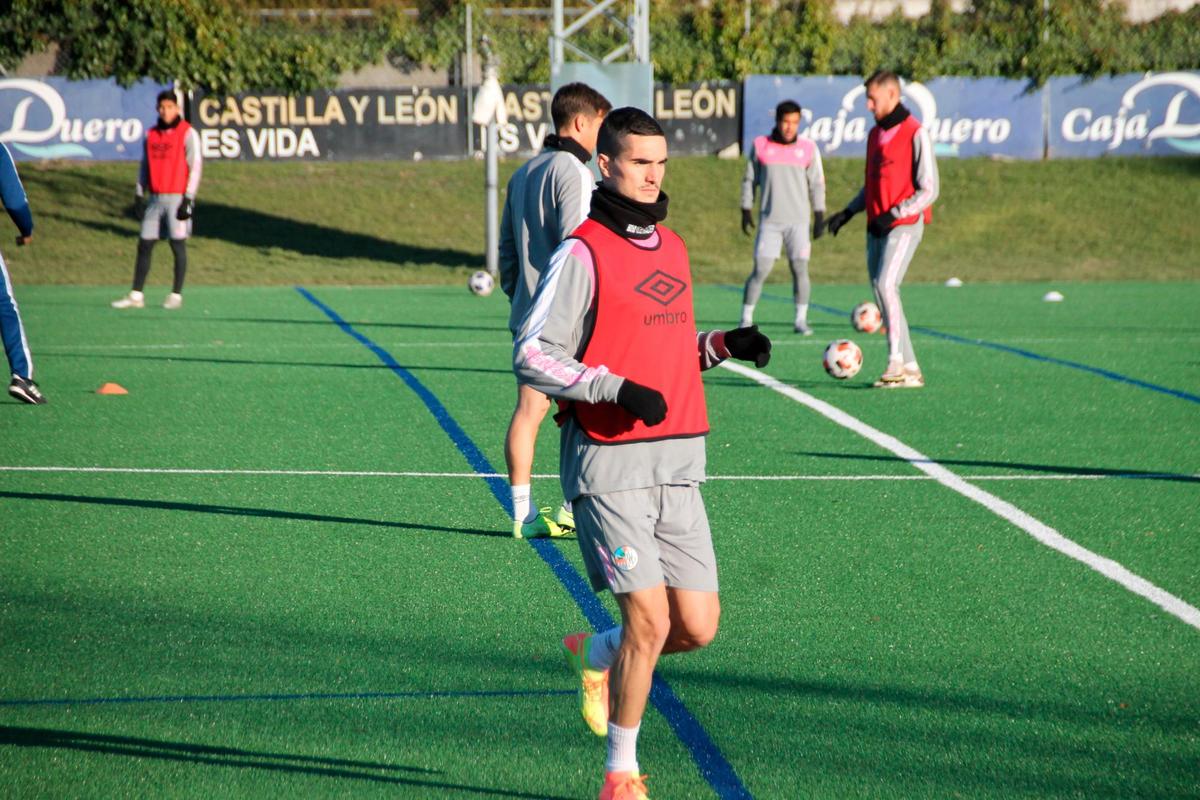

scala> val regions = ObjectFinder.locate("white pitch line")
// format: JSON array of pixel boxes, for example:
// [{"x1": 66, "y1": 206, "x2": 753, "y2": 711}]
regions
[
  {"x1": 0, "y1": 466, "x2": 1188, "y2": 482},
  {"x1": 719, "y1": 359, "x2": 1200, "y2": 632}
]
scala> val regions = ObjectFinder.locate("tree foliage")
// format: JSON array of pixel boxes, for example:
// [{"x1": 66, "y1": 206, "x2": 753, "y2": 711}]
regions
[{"x1": 1, "y1": 0, "x2": 1197, "y2": 92}]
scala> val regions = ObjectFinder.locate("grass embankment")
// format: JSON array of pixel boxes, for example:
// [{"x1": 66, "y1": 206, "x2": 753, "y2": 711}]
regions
[{"x1": 7, "y1": 156, "x2": 1198, "y2": 287}]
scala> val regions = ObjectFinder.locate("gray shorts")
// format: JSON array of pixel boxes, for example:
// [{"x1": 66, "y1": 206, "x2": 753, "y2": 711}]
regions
[
  {"x1": 575, "y1": 484, "x2": 718, "y2": 595},
  {"x1": 755, "y1": 221, "x2": 810, "y2": 262},
  {"x1": 140, "y1": 194, "x2": 192, "y2": 241}
]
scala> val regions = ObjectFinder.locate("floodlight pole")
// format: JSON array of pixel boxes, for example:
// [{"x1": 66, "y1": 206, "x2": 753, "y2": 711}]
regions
[
  {"x1": 551, "y1": 0, "x2": 649, "y2": 74},
  {"x1": 483, "y1": 36, "x2": 500, "y2": 277}
]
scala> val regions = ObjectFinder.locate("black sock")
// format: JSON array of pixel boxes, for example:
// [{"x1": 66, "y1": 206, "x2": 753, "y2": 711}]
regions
[
  {"x1": 169, "y1": 239, "x2": 187, "y2": 293},
  {"x1": 133, "y1": 238, "x2": 155, "y2": 291}
]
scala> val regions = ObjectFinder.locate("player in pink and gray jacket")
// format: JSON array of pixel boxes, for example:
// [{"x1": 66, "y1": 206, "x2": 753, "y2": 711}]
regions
[{"x1": 739, "y1": 100, "x2": 826, "y2": 335}]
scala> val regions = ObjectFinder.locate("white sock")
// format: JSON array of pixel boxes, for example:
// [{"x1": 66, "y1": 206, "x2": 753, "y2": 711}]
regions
[
  {"x1": 904, "y1": 360, "x2": 920, "y2": 373},
  {"x1": 130, "y1": 290, "x2": 144, "y2": 301},
  {"x1": 740, "y1": 304, "x2": 754, "y2": 328},
  {"x1": 511, "y1": 484, "x2": 534, "y2": 523},
  {"x1": 561, "y1": 499, "x2": 572, "y2": 513},
  {"x1": 586, "y1": 626, "x2": 622, "y2": 671},
  {"x1": 795, "y1": 303, "x2": 808, "y2": 325},
  {"x1": 606, "y1": 722, "x2": 640, "y2": 774}
]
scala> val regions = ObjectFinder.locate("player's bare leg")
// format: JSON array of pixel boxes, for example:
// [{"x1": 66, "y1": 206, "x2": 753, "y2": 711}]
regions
[
  {"x1": 504, "y1": 384, "x2": 567, "y2": 537},
  {"x1": 601, "y1": 585, "x2": 719, "y2": 797}
]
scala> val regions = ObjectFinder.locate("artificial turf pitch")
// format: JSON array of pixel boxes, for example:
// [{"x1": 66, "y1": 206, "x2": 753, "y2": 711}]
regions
[{"x1": 2, "y1": 282, "x2": 1197, "y2": 799}]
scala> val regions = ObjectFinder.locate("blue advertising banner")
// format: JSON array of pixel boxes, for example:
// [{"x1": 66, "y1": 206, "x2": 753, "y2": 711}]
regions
[
  {"x1": 0, "y1": 77, "x2": 170, "y2": 161},
  {"x1": 1048, "y1": 72, "x2": 1200, "y2": 157},
  {"x1": 743, "y1": 75, "x2": 1043, "y2": 159}
]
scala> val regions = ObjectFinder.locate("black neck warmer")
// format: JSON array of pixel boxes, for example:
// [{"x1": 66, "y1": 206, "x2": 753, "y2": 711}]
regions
[
  {"x1": 877, "y1": 103, "x2": 911, "y2": 131},
  {"x1": 156, "y1": 116, "x2": 182, "y2": 132},
  {"x1": 543, "y1": 134, "x2": 592, "y2": 164},
  {"x1": 588, "y1": 183, "x2": 669, "y2": 240}
]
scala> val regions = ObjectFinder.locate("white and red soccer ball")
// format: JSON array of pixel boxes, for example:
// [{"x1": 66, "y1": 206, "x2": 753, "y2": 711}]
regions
[
  {"x1": 823, "y1": 339, "x2": 863, "y2": 380},
  {"x1": 851, "y1": 301, "x2": 882, "y2": 334}
]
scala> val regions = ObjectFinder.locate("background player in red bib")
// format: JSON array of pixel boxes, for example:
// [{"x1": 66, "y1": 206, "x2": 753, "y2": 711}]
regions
[
  {"x1": 514, "y1": 107, "x2": 771, "y2": 800},
  {"x1": 112, "y1": 90, "x2": 202, "y2": 311},
  {"x1": 827, "y1": 70, "x2": 939, "y2": 388}
]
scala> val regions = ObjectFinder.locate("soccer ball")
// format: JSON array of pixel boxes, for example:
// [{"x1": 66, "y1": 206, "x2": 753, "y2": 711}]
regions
[
  {"x1": 851, "y1": 301, "x2": 882, "y2": 333},
  {"x1": 823, "y1": 339, "x2": 863, "y2": 380},
  {"x1": 468, "y1": 270, "x2": 494, "y2": 297}
]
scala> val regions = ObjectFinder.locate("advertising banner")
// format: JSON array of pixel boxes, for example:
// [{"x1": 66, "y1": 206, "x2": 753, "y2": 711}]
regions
[
  {"x1": 0, "y1": 77, "x2": 170, "y2": 161},
  {"x1": 477, "y1": 81, "x2": 741, "y2": 158},
  {"x1": 193, "y1": 87, "x2": 467, "y2": 161},
  {"x1": 1048, "y1": 72, "x2": 1200, "y2": 157},
  {"x1": 743, "y1": 75, "x2": 1043, "y2": 159}
]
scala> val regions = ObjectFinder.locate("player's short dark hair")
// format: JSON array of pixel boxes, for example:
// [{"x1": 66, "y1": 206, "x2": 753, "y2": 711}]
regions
[
  {"x1": 156, "y1": 90, "x2": 179, "y2": 106},
  {"x1": 551, "y1": 83, "x2": 612, "y2": 131},
  {"x1": 865, "y1": 70, "x2": 901, "y2": 89},
  {"x1": 596, "y1": 107, "x2": 665, "y2": 158},
  {"x1": 776, "y1": 100, "x2": 802, "y2": 120}
]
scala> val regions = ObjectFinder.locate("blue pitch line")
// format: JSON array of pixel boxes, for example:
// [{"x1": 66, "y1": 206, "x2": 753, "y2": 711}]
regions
[
  {"x1": 0, "y1": 689, "x2": 572, "y2": 708},
  {"x1": 736, "y1": 287, "x2": 1200, "y2": 405},
  {"x1": 296, "y1": 287, "x2": 753, "y2": 800}
]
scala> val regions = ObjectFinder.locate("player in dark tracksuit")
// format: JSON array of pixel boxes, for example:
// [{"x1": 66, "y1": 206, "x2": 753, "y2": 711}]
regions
[
  {"x1": 828, "y1": 70, "x2": 939, "y2": 388},
  {"x1": 0, "y1": 142, "x2": 44, "y2": 405}
]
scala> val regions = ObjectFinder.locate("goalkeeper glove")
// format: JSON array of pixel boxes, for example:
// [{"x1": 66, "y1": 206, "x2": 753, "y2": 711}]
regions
[
  {"x1": 826, "y1": 207, "x2": 855, "y2": 237},
  {"x1": 812, "y1": 210, "x2": 826, "y2": 240},
  {"x1": 617, "y1": 379, "x2": 667, "y2": 426},
  {"x1": 867, "y1": 210, "x2": 897, "y2": 238},
  {"x1": 741, "y1": 208, "x2": 755, "y2": 236},
  {"x1": 724, "y1": 325, "x2": 772, "y2": 368}
]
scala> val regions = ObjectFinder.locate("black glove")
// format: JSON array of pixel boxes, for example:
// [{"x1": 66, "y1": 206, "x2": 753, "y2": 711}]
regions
[
  {"x1": 812, "y1": 210, "x2": 826, "y2": 240},
  {"x1": 617, "y1": 378, "x2": 667, "y2": 426},
  {"x1": 826, "y1": 207, "x2": 855, "y2": 237},
  {"x1": 741, "y1": 208, "x2": 755, "y2": 236},
  {"x1": 176, "y1": 197, "x2": 194, "y2": 221},
  {"x1": 724, "y1": 325, "x2": 772, "y2": 368},
  {"x1": 132, "y1": 195, "x2": 147, "y2": 219},
  {"x1": 867, "y1": 210, "x2": 896, "y2": 238}
]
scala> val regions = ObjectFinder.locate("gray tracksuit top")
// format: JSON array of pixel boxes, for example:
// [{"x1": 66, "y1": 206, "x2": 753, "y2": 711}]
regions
[
  {"x1": 499, "y1": 141, "x2": 594, "y2": 334},
  {"x1": 741, "y1": 133, "x2": 826, "y2": 225},
  {"x1": 512, "y1": 228, "x2": 729, "y2": 501}
]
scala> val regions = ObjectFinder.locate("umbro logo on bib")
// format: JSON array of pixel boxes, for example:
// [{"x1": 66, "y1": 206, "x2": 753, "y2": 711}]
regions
[{"x1": 635, "y1": 270, "x2": 687, "y2": 307}]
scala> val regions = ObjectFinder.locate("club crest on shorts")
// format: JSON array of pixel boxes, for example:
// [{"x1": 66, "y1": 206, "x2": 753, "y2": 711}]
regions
[{"x1": 612, "y1": 546, "x2": 639, "y2": 571}]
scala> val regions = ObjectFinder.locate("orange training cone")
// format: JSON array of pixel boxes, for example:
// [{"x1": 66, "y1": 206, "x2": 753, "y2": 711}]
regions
[{"x1": 97, "y1": 382, "x2": 128, "y2": 395}]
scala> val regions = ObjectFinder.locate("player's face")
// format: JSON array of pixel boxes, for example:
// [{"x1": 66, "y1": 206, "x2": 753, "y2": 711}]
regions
[
  {"x1": 866, "y1": 82, "x2": 900, "y2": 122},
  {"x1": 776, "y1": 112, "x2": 801, "y2": 143},
  {"x1": 157, "y1": 99, "x2": 180, "y2": 125},
  {"x1": 574, "y1": 111, "x2": 606, "y2": 154},
  {"x1": 598, "y1": 134, "x2": 668, "y2": 203}
]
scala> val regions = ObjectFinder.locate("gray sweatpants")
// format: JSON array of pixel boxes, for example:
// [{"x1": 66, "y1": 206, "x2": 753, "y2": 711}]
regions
[
  {"x1": 867, "y1": 219, "x2": 923, "y2": 365},
  {"x1": 742, "y1": 221, "x2": 811, "y2": 306}
]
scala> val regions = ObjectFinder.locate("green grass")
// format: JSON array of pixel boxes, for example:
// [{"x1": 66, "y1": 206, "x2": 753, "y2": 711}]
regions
[
  {"x1": 8, "y1": 156, "x2": 1199, "y2": 288},
  {"x1": 1, "y1": 282, "x2": 1198, "y2": 798}
]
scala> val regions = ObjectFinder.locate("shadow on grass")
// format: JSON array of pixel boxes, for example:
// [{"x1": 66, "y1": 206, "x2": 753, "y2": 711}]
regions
[
  {"x1": 48, "y1": 352, "x2": 512, "y2": 376},
  {"x1": 38, "y1": 201, "x2": 481, "y2": 269},
  {"x1": 0, "y1": 491, "x2": 511, "y2": 538},
  {"x1": 0, "y1": 726, "x2": 574, "y2": 798},
  {"x1": 659, "y1": 670, "x2": 1199, "y2": 796},
  {"x1": 174, "y1": 316, "x2": 504, "y2": 333},
  {"x1": 795, "y1": 450, "x2": 1200, "y2": 483}
]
